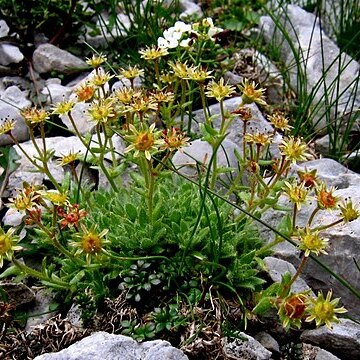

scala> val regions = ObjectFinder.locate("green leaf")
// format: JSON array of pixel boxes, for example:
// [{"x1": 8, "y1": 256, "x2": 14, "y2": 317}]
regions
[
  {"x1": 252, "y1": 296, "x2": 274, "y2": 315},
  {"x1": 69, "y1": 270, "x2": 85, "y2": 285},
  {"x1": 200, "y1": 122, "x2": 219, "y2": 137},
  {"x1": 125, "y1": 203, "x2": 138, "y2": 222}
]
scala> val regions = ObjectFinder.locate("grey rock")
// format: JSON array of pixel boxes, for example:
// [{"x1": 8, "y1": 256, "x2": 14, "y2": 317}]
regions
[
  {"x1": 224, "y1": 333, "x2": 272, "y2": 360},
  {"x1": 259, "y1": 5, "x2": 360, "y2": 134},
  {"x1": 315, "y1": 348, "x2": 341, "y2": 360},
  {"x1": 254, "y1": 331, "x2": 280, "y2": 354},
  {"x1": 9, "y1": 135, "x2": 125, "y2": 191},
  {"x1": 314, "y1": 135, "x2": 330, "y2": 156},
  {"x1": 231, "y1": 49, "x2": 284, "y2": 104},
  {"x1": 0, "y1": 85, "x2": 30, "y2": 146},
  {"x1": 0, "y1": 43, "x2": 24, "y2": 66},
  {"x1": 25, "y1": 288, "x2": 57, "y2": 333},
  {"x1": 263, "y1": 256, "x2": 314, "y2": 295},
  {"x1": 259, "y1": 158, "x2": 360, "y2": 319},
  {"x1": 66, "y1": 304, "x2": 83, "y2": 328},
  {"x1": 179, "y1": 0, "x2": 203, "y2": 19},
  {"x1": 33, "y1": 44, "x2": 87, "y2": 74},
  {"x1": 172, "y1": 138, "x2": 240, "y2": 186},
  {"x1": 41, "y1": 79, "x2": 73, "y2": 105},
  {"x1": 34, "y1": 331, "x2": 188, "y2": 360},
  {"x1": 300, "y1": 318, "x2": 360, "y2": 360},
  {"x1": 0, "y1": 19, "x2": 10, "y2": 38},
  {"x1": 0, "y1": 76, "x2": 32, "y2": 92}
]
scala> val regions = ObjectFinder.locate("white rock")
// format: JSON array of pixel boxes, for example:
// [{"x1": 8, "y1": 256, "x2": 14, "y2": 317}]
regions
[
  {"x1": 0, "y1": 20, "x2": 10, "y2": 38},
  {"x1": 34, "y1": 331, "x2": 189, "y2": 360},
  {"x1": 0, "y1": 86, "x2": 31, "y2": 146},
  {"x1": 0, "y1": 43, "x2": 24, "y2": 66}
]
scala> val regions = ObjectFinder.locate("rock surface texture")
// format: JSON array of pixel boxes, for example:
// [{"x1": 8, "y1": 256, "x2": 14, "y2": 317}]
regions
[
  {"x1": 260, "y1": 5, "x2": 360, "y2": 133},
  {"x1": 33, "y1": 332, "x2": 189, "y2": 360}
]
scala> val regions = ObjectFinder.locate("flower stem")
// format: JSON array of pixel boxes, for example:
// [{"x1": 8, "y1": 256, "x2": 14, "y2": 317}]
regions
[{"x1": 12, "y1": 257, "x2": 70, "y2": 289}]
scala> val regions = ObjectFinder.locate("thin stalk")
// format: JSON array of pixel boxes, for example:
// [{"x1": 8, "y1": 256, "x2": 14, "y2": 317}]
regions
[
  {"x1": 284, "y1": 255, "x2": 308, "y2": 293},
  {"x1": 12, "y1": 257, "x2": 70, "y2": 289}
]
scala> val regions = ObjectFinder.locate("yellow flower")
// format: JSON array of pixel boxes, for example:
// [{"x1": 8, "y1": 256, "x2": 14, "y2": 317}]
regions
[
  {"x1": 338, "y1": 199, "x2": 360, "y2": 223},
  {"x1": 8, "y1": 189, "x2": 40, "y2": 212},
  {"x1": 160, "y1": 72, "x2": 176, "y2": 84},
  {"x1": 88, "y1": 99, "x2": 117, "y2": 124},
  {"x1": 268, "y1": 112, "x2": 292, "y2": 132},
  {"x1": 316, "y1": 184, "x2": 339, "y2": 210},
  {"x1": 205, "y1": 78, "x2": 236, "y2": 101},
  {"x1": 74, "y1": 83, "x2": 95, "y2": 102},
  {"x1": 150, "y1": 90, "x2": 175, "y2": 104},
  {"x1": 305, "y1": 291, "x2": 347, "y2": 329},
  {"x1": 71, "y1": 224, "x2": 109, "y2": 265},
  {"x1": 43, "y1": 190, "x2": 68, "y2": 206},
  {"x1": 169, "y1": 61, "x2": 190, "y2": 79},
  {"x1": 139, "y1": 46, "x2": 168, "y2": 60},
  {"x1": 86, "y1": 53, "x2": 107, "y2": 68},
  {"x1": 0, "y1": 119, "x2": 16, "y2": 136},
  {"x1": 125, "y1": 96, "x2": 157, "y2": 115},
  {"x1": 283, "y1": 181, "x2": 309, "y2": 210},
  {"x1": 238, "y1": 79, "x2": 267, "y2": 106},
  {"x1": 161, "y1": 127, "x2": 190, "y2": 152},
  {"x1": 114, "y1": 88, "x2": 137, "y2": 104},
  {"x1": 279, "y1": 136, "x2": 311, "y2": 163},
  {"x1": 297, "y1": 227, "x2": 329, "y2": 257},
  {"x1": 90, "y1": 72, "x2": 114, "y2": 87},
  {"x1": 244, "y1": 132, "x2": 272, "y2": 146},
  {"x1": 124, "y1": 123, "x2": 164, "y2": 160},
  {"x1": 52, "y1": 100, "x2": 75, "y2": 115},
  {"x1": 119, "y1": 65, "x2": 144, "y2": 80},
  {"x1": 57, "y1": 150, "x2": 80, "y2": 167},
  {"x1": 187, "y1": 66, "x2": 213, "y2": 82},
  {"x1": 21, "y1": 107, "x2": 49, "y2": 125},
  {"x1": 0, "y1": 227, "x2": 21, "y2": 267},
  {"x1": 278, "y1": 293, "x2": 308, "y2": 330}
]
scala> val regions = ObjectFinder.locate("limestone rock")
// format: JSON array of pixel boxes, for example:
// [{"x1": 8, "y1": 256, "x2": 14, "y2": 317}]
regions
[
  {"x1": 300, "y1": 318, "x2": 360, "y2": 360},
  {"x1": 179, "y1": 0, "x2": 203, "y2": 19},
  {"x1": 33, "y1": 44, "x2": 87, "y2": 74},
  {"x1": 0, "y1": 43, "x2": 24, "y2": 66},
  {"x1": 34, "y1": 331, "x2": 189, "y2": 360},
  {"x1": 224, "y1": 334, "x2": 272, "y2": 360},
  {"x1": 0, "y1": 85, "x2": 30, "y2": 146},
  {"x1": 172, "y1": 138, "x2": 240, "y2": 185},
  {"x1": 263, "y1": 257, "x2": 314, "y2": 295},
  {"x1": 25, "y1": 288, "x2": 57, "y2": 333},
  {"x1": 0, "y1": 19, "x2": 10, "y2": 38},
  {"x1": 259, "y1": 5, "x2": 360, "y2": 134},
  {"x1": 254, "y1": 331, "x2": 280, "y2": 354}
]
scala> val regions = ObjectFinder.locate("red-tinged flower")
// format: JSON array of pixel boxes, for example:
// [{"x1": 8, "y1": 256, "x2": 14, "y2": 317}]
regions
[
  {"x1": 57, "y1": 204, "x2": 87, "y2": 230},
  {"x1": 278, "y1": 293, "x2": 309, "y2": 330}
]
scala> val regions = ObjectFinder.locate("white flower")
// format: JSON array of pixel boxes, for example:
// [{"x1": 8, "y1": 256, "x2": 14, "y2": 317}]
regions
[
  {"x1": 208, "y1": 26, "x2": 223, "y2": 39},
  {"x1": 202, "y1": 17, "x2": 214, "y2": 27},
  {"x1": 173, "y1": 21, "x2": 192, "y2": 33},
  {"x1": 179, "y1": 38, "x2": 191, "y2": 48}
]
